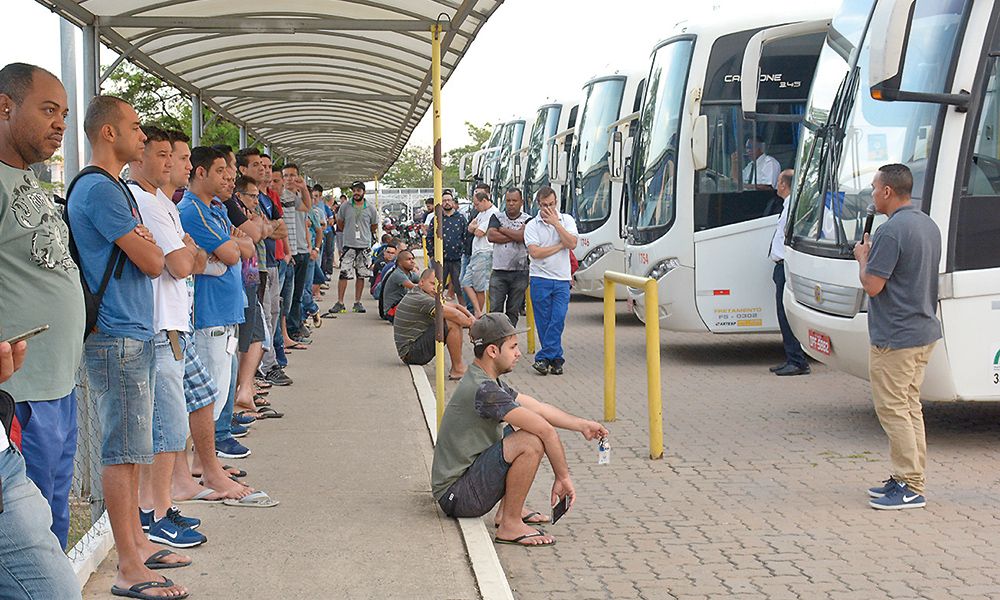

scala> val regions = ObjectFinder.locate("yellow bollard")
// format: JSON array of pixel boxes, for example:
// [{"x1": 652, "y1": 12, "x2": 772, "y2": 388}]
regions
[
  {"x1": 603, "y1": 278, "x2": 616, "y2": 422},
  {"x1": 525, "y1": 283, "x2": 536, "y2": 354}
]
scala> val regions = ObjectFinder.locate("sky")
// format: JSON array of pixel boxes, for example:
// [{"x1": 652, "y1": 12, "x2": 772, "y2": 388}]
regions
[{"x1": 2, "y1": 0, "x2": 706, "y2": 157}]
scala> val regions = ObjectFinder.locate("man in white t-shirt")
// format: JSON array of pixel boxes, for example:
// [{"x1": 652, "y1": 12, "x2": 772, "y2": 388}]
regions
[
  {"x1": 462, "y1": 190, "x2": 500, "y2": 317},
  {"x1": 741, "y1": 136, "x2": 781, "y2": 190},
  {"x1": 128, "y1": 126, "x2": 208, "y2": 550},
  {"x1": 523, "y1": 186, "x2": 578, "y2": 376}
]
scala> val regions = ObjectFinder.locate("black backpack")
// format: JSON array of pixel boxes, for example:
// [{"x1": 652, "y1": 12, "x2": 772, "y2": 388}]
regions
[{"x1": 55, "y1": 166, "x2": 129, "y2": 340}]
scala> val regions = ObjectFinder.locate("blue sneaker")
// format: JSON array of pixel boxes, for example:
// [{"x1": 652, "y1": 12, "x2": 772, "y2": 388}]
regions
[
  {"x1": 230, "y1": 423, "x2": 249, "y2": 438},
  {"x1": 233, "y1": 413, "x2": 256, "y2": 426},
  {"x1": 868, "y1": 477, "x2": 903, "y2": 498},
  {"x1": 869, "y1": 482, "x2": 926, "y2": 510},
  {"x1": 166, "y1": 506, "x2": 201, "y2": 531},
  {"x1": 216, "y1": 437, "x2": 251, "y2": 459},
  {"x1": 139, "y1": 508, "x2": 154, "y2": 532},
  {"x1": 147, "y1": 516, "x2": 207, "y2": 548}
]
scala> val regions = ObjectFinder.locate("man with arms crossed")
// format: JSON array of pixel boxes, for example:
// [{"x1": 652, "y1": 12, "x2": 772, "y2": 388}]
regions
[
  {"x1": 431, "y1": 314, "x2": 608, "y2": 546},
  {"x1": 854, "y1": 163, "x2": 941, "y2": 510},
  {"x1": 487, "y1": 187, "x2": 532, "y2": 326}
]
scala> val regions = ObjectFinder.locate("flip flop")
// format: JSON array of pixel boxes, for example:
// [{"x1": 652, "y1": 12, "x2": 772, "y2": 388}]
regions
[
  {"x1": 253, "y1": 398, "x2": 272, "y2": 408},
  {"x1": 111, "y1": 578, "x2": 188, "y2": 599},
  {"x1": 173, "y1": 487, "x2": 224, "y2": 504},
  {"x1": 255, "y1": 406, "x2": 284, "y2": 419},
  {"x1": 494, "y1": 512, "x2": 551, "y2": 528},
  {"x1": 494, "y1": 532, "x2": 555, "y2": 547},
  {"x1": 448, "y1": 375, "x2": 463, "y2": 381},
  {"x1": 254, "y1": 379, "x2": 272, "y2": 389},
  {"x1": 222, "y1": 490, "x2": 279, "y2": 508},
  {"x1": 144, "y1": 549, "x2": 191, "y2": 570},
  {"x1": 287, "y1": 342, "x2": 309, "y2": 350}
]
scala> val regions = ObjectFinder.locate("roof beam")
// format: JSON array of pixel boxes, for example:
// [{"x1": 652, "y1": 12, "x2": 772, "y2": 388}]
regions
[
  {"x1": 96, "y1": 16, "x2": 448, "y2": 32},
  {"x1": 203, "y1": 90, "x2": 411, "y2": 102},
  {"x1": 248, "y1": 123, "x2": 398, "y2": 134}
]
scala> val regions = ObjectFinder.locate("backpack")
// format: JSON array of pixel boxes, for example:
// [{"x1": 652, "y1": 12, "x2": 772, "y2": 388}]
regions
[{"x1": 56, "y1": 166, "x2": 128, "y2": 339}]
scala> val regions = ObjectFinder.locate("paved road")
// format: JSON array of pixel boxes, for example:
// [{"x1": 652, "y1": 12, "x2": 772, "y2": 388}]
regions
[
  {"x1": 83, "y1": 296, "x2": 479, "y2": 600},
  {"x1": 431, "y1": 295, "x2": 1000, "y2": 600}
]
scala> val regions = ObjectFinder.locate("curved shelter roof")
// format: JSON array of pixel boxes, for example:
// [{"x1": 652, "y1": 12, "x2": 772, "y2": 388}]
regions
[{"x1": 36, "y1": 0, "x2": 503, "y2": 182}]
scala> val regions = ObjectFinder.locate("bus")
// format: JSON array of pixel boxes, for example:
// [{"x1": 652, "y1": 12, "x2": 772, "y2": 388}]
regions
[
  {"x1": 513, "y1": 101, "x2": 578, "y2": 215},
  {"x1": 780, "y1": 0, "x2": 1000, "y2": 401},
  {"x1": 617, "y1": 4, "x2": 833, "y2": 332}
]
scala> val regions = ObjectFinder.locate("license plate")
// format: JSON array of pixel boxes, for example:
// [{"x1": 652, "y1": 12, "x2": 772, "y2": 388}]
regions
[{"x1": 808, "y1": 329, "x2": 832, "y2": 355}]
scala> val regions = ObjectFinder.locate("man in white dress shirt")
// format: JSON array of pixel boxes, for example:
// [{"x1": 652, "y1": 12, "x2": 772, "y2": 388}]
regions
[{"x1": 769, "y1": 169, "x2": 809, "y2": 376}]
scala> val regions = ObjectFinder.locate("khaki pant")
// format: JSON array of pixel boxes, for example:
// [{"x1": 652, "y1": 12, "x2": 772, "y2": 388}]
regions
[{"x1": 869, "y1": 342, "x2": 936, "y2": 494}]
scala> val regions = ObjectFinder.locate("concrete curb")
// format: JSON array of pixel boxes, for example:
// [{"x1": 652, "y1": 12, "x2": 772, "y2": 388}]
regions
[
  {"x1": 69, "y1": 511, "x2": 113, "y2": 589},
  {"x1": 408, "y1": 365, "x2": 515, "y2": 600}
]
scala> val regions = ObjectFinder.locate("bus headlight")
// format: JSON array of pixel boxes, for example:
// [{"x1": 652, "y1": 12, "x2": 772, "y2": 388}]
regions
[
  {"x1": 579, "y1": 244, "x2": 612, "y2": 269},
  {"x1": 647, "y1": 258, "x2": 680, "y2": 280}
]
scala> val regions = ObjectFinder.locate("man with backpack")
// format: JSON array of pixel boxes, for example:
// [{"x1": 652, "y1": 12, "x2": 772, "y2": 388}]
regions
[
  {"x1": 69, "y1": 95, "x2": 190, "y2": 597},
  {"x1": 0, "y1": 63, "x2": 86, "y2": 550}
]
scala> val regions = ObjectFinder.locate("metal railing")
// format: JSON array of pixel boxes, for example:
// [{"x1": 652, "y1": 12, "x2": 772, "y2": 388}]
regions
[{"x1": 603, "y1": 271, "x2": 663, "y2": 459}]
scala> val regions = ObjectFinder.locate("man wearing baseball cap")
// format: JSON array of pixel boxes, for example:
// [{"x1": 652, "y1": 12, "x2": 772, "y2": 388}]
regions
[
  {"x1": 330, "y1": 181, "x2": 379, "y2": 313},
  {"x1": 431, "y1": 313, "x2": 609, "y2": 547}
]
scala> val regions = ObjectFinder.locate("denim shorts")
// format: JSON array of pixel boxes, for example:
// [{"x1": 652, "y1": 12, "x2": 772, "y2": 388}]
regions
[
  {"x1": 437, "y1": 435, "x2": 511, "y2": 518},
  {"x1": 152, "y1": 331, "x2": 189, "y2": 453},
  {"x1": 84, "y1": 332, "x2": 155, "y2": 466},
  {"x1": 462, "y1": 252, "x2": 492, "y2": 292}
]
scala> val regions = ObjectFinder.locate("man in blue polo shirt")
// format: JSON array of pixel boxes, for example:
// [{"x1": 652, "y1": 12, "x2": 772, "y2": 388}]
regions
[{"x1": 178, "y1": 146, "x2": 255, "y2": 460}]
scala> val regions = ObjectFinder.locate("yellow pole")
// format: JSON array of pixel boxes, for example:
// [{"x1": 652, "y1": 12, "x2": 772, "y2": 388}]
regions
[
  {"x1": 431, "y1": 23, "x2": 446, "y2": 425},
  {"x1": 525, "y1": 283, "x2": 536, "y2": 354},
  {"x1": 422, "y1": 235, "x2": 429, "y2": 269},
  {"x1": 645, "y1": 279, "x2": 663, "y2": 459},
  {"x1": 484, "y1": 290, "x2": 490, "y2": 312},
  {"x1": 603, "y1": 275, "x2": 616, "y2": 422}
]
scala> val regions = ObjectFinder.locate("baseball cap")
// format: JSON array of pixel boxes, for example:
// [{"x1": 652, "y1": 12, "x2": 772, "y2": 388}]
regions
[
  {"x1": 470, "y1": 313, "x2": 529, "y2": 350},
  {"x1": 350, "y1": 180, "x2": 366, "y2": 190}
]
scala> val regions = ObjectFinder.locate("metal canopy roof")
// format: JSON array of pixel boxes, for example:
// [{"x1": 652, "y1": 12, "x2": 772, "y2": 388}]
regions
[{"x1": 35, "y1": 0, "x2": 503, "y2": 183}]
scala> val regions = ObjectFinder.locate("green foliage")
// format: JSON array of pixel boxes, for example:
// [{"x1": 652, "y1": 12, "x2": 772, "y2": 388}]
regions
[
  {"x1": 444, "y1": 121, "x2": 493, "y2": 196},
  {"x1": 381, "y1": 145, "x2": 434, "y2": 188}
]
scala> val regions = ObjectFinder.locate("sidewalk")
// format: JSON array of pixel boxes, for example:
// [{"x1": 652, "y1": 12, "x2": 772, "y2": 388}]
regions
[{"x1": 83, "y1": 297, "x2": 479, "y2": 599}]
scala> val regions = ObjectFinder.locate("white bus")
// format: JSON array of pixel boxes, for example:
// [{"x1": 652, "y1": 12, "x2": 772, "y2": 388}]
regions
[
  {"x1": 514, "y1": 101, "x2": 578, "y2": 215},
  {"x1": 617, "y1": 5, "x2": 834, "y2": 332},
  {"x1": 780, "y1": 0, "x2": 1000, "y2": 401}
]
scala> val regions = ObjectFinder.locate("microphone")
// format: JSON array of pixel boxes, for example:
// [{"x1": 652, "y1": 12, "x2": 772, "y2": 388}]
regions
[{"x1": 863, "y1": 204, "x2": 876, "y2": 237}]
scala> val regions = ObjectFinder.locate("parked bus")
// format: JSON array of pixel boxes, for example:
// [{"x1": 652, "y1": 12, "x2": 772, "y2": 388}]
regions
[{"x1": 514, "y1": 101, "x2": 578, "y2": 215}]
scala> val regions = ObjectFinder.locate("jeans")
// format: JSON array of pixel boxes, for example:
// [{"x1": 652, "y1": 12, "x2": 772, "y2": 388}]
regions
[
  {"x1": 214, "y1": 352, "x2": 239, "y2": 444},
  {"x1": 773, "y1": 263, "x2": 807, "y2": 368},
  {"x1": 84, "y1": 333, "x2": 156, "y2": 466},
  {"x1": 0, "y1": 448, "x2": 81, "y2": 600},
  {"x1": 287, "y1": 253, "x2": 311, "y2": 335},
  {"x1": 322, "y1": 230, "x2": 337, "y2": 274},
  {"x1": 529, "y1": 276, "x2": 571, "y2": 363},
  {"x1": 489, "y1": 270, "x2": 529, "y2": 326},
  {"x1": 152, "y1": 331, "x2": 189, "y2": 453},
  {"x1": 301, "y1": 259, "x2": 320, "y2": 317},
  {"x1": 13, "y1": 393, "x2": 77, "y2": 549}
]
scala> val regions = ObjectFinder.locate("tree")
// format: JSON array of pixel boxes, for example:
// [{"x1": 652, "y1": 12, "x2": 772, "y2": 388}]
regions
[
  {"x1": 443, "y1": 121, "x2": 493, "y2": 196},
  {"x1": 380, "y1": 145, "x2": 434, "y2": 188}
]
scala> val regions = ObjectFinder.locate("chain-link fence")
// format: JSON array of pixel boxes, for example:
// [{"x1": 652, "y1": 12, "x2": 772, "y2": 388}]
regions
[{"x1": 66, "y1": 365, "x2": 106, "y2": 559}]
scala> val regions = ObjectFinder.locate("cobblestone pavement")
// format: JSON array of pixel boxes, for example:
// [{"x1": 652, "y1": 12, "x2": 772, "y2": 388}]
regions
[{"x1": 430, "y1": 295, "x2": 1000, "y2": 600}]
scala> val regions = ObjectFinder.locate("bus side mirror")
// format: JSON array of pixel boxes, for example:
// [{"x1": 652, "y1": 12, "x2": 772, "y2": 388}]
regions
[
  {"x1": 609, "y1": 130, "x2": 624, "y2": 183},
  {"x1": 548, "y1": 141, "x2": 560, "y2": 181},
  {"x1": 512, "y1": 153, "x2": 522, "y2": 185},
  {"x1": 459, "y1": 154, "x2": 471, "y2": 182},
  {"x1": 869, "y1": 0, "x2": 969, "y2": 108},
  {"x1": 691, "y1": 115, "x2": 708, "y2": 171}
]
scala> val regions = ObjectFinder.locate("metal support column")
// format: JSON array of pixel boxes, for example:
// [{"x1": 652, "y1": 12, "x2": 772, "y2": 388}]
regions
[
  {"x1": 59, "y1": 18, "x2": 79, "y2": 183},
  {"x1": 264, "y1": 144, "x2": 271, "y2": 156},
  {"x1": 191, "y1": 94, "x2": 202, "y2": 146},
  {"x1": 81, "y1": 24, "x2": 99, "y2": 161},
  {"x1": 239, "y1": 125, "x2": 248, "y2": 149},
  {"x1": 431, "y1": 23, "x2": 446, "y2": 425}
]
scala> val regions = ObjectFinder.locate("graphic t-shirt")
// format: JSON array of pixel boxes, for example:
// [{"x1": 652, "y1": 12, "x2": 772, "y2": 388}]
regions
[{"x1": 0, "y1": 163, "x2": 85, "y2": 402}]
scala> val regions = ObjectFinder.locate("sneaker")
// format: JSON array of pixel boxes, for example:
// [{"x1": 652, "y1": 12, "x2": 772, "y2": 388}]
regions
[
  {"x1": 532, "y1": 359, "x2": 550, "y2": 375},
  {"x1": 769, "y1": 363, "x2": 788, "y2": 373},
  {"x1": 166, "y1": 506, "x2": 200, "y2": 530},
  {"x1": 265, "y1": 366, "x2": 293, "y2": 386},
  {"x1": 233, "y1": 413, "x2": 255, "y2": 426},
  {"x1": 331, "y1": 302, "x2": 347, "y2": 314},
  {"x1": 774, "y1": 363, "x2": 811, "y2": 376},
  {"x1": 868, "y1": 476, "x2": 903, "y2": 498},
  {"x1": 352, "y1": 302, "x2": 367, "y2": 313},
  {"x1": 231, "y1": 423, "x2": 249, "y2": 438},
  {"x1": 290, "y1": 335, "x2": 312, "y2": 345},
  {"x1": 139, "y1": 508, "x2": 154, "y2": 532},
  {"x1": 216, "y1": 437, "x2": 251, "y2": 459},
  {"x1": 147, "y1": 516, "x2": 207, "y2": 548},
  {"x1": 549, "y1": 362, "x2": 564, "y2": 376},
  {"x1": 869, "y1": 482, "x2": 926, "y2": 510}
]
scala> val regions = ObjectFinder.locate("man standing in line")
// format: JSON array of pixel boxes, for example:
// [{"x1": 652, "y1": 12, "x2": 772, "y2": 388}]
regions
[
  {"x1": 463, "y1": 190, "x2": 500, "y2": 317},
  {"x1": 329, "y1": 181, "x2": 379, "y2": 314},
  {"x1": 0, "y1": 63, "x2": 85, "y2": 549},
  {"x1": 487, "y1": 188, "x2": 532, "y2": 326},
  {"x1": 70, "y1": 95, "x2": 190, "y2": 597},
  {"x1": 523, "y1": 186, "x2": 577, "y2": 376},
  {"x1": 769, "y1": 169, "x2": 809, "y2": 376},
  {"x1": 426, "y1": 190, "x2": 467, "y2": 301},
  {"x1": 854, "y1": 163, "x2": 941, "y2": 511},
  {"x1": 281, "y1": 163, "x2": 313, "y2": 340}
]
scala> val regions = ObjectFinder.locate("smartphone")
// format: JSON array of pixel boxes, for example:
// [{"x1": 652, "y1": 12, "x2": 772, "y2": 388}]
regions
[
  {"x1": 2, "y1": 324, "x2": 49, "y2": 345},
  {"x1": 551, "y1": 494, "x2": 571, "y2": 525}
]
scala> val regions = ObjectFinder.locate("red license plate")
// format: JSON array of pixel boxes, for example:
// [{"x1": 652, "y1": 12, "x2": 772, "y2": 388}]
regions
[{"x1": 808, "y1": 329, "x2": 832, "y2": 355}]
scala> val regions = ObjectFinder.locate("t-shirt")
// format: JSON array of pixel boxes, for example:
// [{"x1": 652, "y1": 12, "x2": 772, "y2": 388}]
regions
[
  {"x1": 427, "y1": 211, "x2": 467, "y2": 262},
  {"x1": 383, "y1": 267, "x2": 418, "y2": 313},
  {"x1": 865, "y1": 204, "x2": 942, "y2": 349},
  {"x1": 0, "y1": 163, "x2": 85, "y2": 402},
  {"x1": 177, "y1": 191, "x2": 246, "y2": 329},
  {"x1": 337, "y1": 200, "x2": 379, "y2": 249},
  {"x1": 523, "y1": 212, "x2": 579, "y2": 281},
  {"x1": 743, "y1": 153, "x2": 781, "y2": 188},
  {"x1": 393, "y1": 287, "x2": 437, "y2": 358},
  {"x1": 308, "y1": 204, "x2": 325, "y2": 248},
  {"x1": 324, "y1": 203, "x2": 335, "y2": 234},
  {"x1": 67, "y1": 170, "x2": 154, "y2": 340},
  {"x1": 488, "y1": 210, "x2": 532, "y2": 271},
  {"x1": 280, "y1": 189, "x2": 301, "y2": 254},
  {"x1": 295, "y1": 194, "x2": 310, "y2": 254},
  {"x1": 430, "y1": 364, "x2": 520, "y2": 500},
  {"x1": 471, "y1": 205, "x2": 500, "y2": 255},
  {"x1": 258, "y1": 193, "x2": 278, "y2": 267},
  {"x1": 129, "y1": 183, "x2": 191, "y2": 333}
]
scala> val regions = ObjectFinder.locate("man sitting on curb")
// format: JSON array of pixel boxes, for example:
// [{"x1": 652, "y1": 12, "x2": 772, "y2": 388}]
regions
[
  {"x1": 393, "y1": 269, "x2": 474, "y2": 379},
  {"x1": 431, "y1": 313, "x2": 609, "y2": 547}
]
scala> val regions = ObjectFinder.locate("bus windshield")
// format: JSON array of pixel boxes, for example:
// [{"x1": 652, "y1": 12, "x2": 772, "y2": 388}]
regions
[
  {"x1": 497, "y1": 121, "x2": 525, "y2": 191},
  {"x1": 524, "y1": 105, "x2": 562, "y2": 215},
  {"x1": 790, "y1": 0, "x2": 968, "y2": 256},
  {"x1": 571, "y1": 77, "x2": 626, "y2": 230},
  {"x1": 628, "y1": 39, "x2": 694, "y2": 243}
]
